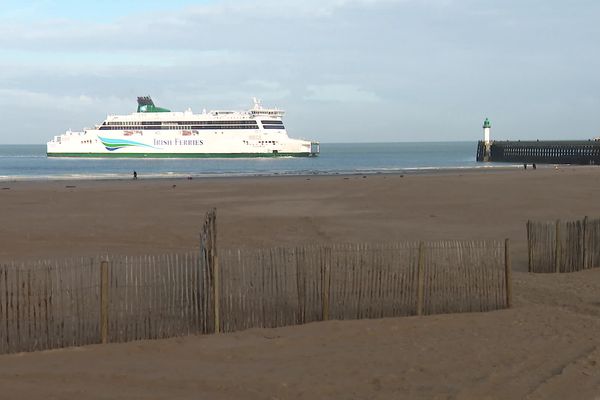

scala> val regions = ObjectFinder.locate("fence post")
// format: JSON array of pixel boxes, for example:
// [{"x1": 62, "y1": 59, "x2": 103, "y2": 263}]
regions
[
  {"x1": 322, "y1": 247, "x2": 331, "y2": 321},
  {"x1": 213, "y1": 253, "x2": 220, "y2": 333},
  {"x1": 555, "y1": 219, "x2": 561, "y2": 273},
  {"x1": 211, "y1": 211, "x2": 220, "y2": 334},
  {"x1": 100, "y1": 260, "x2": 109, "y2": 344},
  {"x1": 526, "y1": 221, "x2": 532, "y2": 273},
  {"x1": 504, "y1": 239, "x2": 512, "y2": 308},
  {"x1": 582, "y1": 216, "x2": 588, "y2": 270},
  {"x1": 416, "y1": 241, "x2": 425, "y2": 316}
]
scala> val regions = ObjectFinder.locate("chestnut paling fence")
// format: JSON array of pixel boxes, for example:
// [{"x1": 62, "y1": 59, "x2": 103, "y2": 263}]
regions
[
  {"x1": 0, "y1": 210, "x2": 511, "y2": 355},
  {"x1": 215, "y1": 241, "x2": 511, "y2": 333},
  {"x1": 527, "y1": 217, "x2": 600, "y2": 273},
  {"x1": 0, "y1": 254, "x2": 205, "y2": 354}
]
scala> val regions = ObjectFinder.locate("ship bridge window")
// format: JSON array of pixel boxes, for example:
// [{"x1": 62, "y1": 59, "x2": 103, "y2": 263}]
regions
[{"x1": 263, "y1": 125, "x2": 285, "y2": 129}]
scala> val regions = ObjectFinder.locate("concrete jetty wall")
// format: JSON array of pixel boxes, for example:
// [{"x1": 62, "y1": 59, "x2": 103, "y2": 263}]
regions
[{"x1": 477, "y1": 140, "x2": 600, "y2": 165}]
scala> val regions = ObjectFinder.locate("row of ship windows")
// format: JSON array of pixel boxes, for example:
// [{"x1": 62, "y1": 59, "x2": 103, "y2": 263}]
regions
[
  {"x1": 103, "y1": 120, "x2": 280, "y2": 126},
  {"x1": 98, "y1": 125, "x2": 269, "y2": 130},
  {"x1": 263, "y1": 125, "x2": 286, "y2": 129},
  {"x1": 243, "y1": 140, "x2": 278, "y2": 145},
  {"x1": 250, "y1": 111, "x2": 282, "y2": 115}
]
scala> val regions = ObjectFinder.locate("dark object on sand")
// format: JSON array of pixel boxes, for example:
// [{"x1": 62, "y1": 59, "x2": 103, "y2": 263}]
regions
[{"x1": 133, "y1": 171, "x2": 138, "y2": 180}]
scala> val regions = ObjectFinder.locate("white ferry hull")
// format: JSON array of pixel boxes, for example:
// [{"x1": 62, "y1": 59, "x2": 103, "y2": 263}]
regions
[
  {"x1": 47, "y1": 130, "x2": 318, "y2": 158},
  {"x1": 46, "y1": 97, "x2": 320, "y2": 158}
]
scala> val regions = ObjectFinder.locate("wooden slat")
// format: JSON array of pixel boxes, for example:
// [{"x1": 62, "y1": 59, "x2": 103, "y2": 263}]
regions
[
  {"x1": 100, "y1": 260, "x2": 109, "y2": 344},
  {"x1": 416, "y1": 242, "x2": 425, "y2": 316}
]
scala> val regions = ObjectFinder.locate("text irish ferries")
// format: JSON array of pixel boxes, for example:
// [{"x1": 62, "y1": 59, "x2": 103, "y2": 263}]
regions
[{"x1": 47, "y1": 97, "x2": 320, "y2": 158}]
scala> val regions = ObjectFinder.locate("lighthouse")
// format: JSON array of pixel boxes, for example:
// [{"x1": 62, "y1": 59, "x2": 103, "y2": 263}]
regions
[
  {"x1": 483, "y1": 117, "x2": 491, "y2": 144},
  {"x1": 482, "y1": 118, "x2": 491, "y2": 161}
]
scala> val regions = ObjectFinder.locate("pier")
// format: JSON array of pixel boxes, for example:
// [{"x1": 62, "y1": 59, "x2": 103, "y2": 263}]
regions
[
  {"x1": 476, "y1": 140, "x2": 600, "y2": 165},
  {"x1": 475, "y1": 118, "x2": 600, "y2": 164}
]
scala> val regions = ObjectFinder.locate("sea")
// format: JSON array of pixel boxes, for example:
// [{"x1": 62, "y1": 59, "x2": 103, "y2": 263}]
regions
[{"x1": 0, "y1": 142, "x2": 512, "y2": 181}]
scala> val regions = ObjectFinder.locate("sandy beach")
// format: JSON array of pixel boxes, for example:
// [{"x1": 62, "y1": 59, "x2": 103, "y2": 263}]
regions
[{"x1": 1, "y1": 167, "x2": 600, "y2": 398}]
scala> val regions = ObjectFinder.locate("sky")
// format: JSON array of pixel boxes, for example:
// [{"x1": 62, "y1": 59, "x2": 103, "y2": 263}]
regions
[{"x1": 0, "y1": 0, "x2": 599, "y2": 144}]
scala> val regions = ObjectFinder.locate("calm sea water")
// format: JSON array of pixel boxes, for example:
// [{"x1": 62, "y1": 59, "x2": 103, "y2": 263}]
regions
[{"x1": 0, "y1": 142, "x2": 500, "y2": 181}]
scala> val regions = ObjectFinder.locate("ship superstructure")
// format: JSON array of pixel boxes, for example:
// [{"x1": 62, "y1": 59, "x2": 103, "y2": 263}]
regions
[{"x1": 47, "y1": 97, "x2": 320, "y2": 157}]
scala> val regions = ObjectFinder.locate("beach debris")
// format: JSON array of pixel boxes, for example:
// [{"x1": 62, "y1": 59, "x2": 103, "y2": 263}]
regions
[
  {"x1": 1, "y1": 187, "x2": 9, "y2": 190},
  {"x1": 343, "y1": 177, "x2": 349, "y2": 180},
  {"x1": 362, "y1": 175, "x2": 367, "y2": 178},
  {"x1": 263, "y1": 335, "x2": 281, "y2": 340},
  {"x1": 306, "y1": 178, "x2": 311, "y2": 180},
  {"x1": 65, "y1": 185, "x2": 76, "y2": 188},
  {"x1": 172, "y1": 185, "x2": 177, "y2": 188}
]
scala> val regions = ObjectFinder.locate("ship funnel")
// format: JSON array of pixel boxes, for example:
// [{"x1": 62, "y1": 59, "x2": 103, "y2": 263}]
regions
[{"x1": 137, "y1": 96, "x2": 171, "y2": 113}]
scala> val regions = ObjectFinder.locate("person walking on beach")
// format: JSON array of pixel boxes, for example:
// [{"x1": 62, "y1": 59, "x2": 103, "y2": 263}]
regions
[{"x1": 133, "y1": 171, "x2": 138, "y2": 180}]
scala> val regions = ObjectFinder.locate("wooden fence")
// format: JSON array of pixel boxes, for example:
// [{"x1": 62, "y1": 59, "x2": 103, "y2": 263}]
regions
[
  {"x1": 0, "y1": 254, "x2": 206, "y2": 355},
  {"x1": 527, "y1": 217, "x2": 600, "y2": 273},
  {"x1": 0, "y1": 208, "x2": 512, "y2": 355},
  {"x1": 214, "y1": 240, "x2": 511, "y2": 333}
]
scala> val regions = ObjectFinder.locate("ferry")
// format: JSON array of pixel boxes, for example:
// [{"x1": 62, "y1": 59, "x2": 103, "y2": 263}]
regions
[{"x1": 47, "y1": 97, "x2": 320, "y2": 158}]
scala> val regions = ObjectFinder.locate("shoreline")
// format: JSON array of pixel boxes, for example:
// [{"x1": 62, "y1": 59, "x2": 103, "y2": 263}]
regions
[{"x1": 0, "y1": 162, "x2": 570, "y2": 183}]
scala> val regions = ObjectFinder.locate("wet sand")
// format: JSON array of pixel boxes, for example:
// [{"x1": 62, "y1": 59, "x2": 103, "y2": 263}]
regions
[{"x1": 1, "y1": 167, "x2": 600, "y2": 398}]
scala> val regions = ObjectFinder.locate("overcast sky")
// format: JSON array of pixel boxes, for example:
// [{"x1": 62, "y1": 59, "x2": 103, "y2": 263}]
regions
[{"x1": 1, "y1": 0, "x2": 599, "y2": 144}]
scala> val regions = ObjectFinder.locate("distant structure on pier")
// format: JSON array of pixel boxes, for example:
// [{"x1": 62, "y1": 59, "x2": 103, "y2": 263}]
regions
[
  {"x1": 476, "y1": 118, "x2": 600, "y2": 165},
  {"x1": 480, "y1": 118, "x2": 492, "y2": 162}
]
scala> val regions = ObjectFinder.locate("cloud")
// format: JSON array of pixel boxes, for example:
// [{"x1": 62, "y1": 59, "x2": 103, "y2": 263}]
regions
[
  {"x1": 184, "y1": 0, "x2": 408, "y2": 18},
  {"x1": 0, "y1": 89, "x2": 96, "y2": 110},
  {"x1": 0, "y1": 0, "x2": 413, "y2": 52},
  {"x1": 304, "y1": 84, "x2": 382, "y2": 103}
]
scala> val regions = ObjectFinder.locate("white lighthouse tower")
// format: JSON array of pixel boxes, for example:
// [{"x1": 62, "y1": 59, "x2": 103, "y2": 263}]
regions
[
  {"x1": 483, "y1": 117, "x2": 491, "y2": 144},
  {"x1": 482, "y1": 117, "x2": 492, "y2": 161}
]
